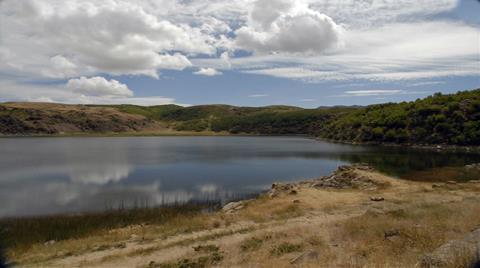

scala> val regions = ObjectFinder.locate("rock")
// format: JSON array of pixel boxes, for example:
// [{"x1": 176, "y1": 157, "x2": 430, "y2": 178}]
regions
[
  {"x1": 290, "y1": 250, "x2": 319, "y2": 265},
  {"x1": 130, "y1": 234, "x2": 139, "y2": 240},
  {"x1": 370, "y1": 196, "x2": 385, "y2": 202},
  {"x1": 465, "y1": 163, "x2": 480, "y2": 171},
  {"x1": 446, "y1": 181, "x2": 457, "y2": 185},
  {"x1": 468, "y1": 180, "x2": 480, "y2": 184},
  {"x1": 312, "y1": 165, "x2": 379, "y2": 190},
  {"x1": 365, "y1": 208, "x2": 386, "y2": 216},
  {"x1": 384, "y1": 229, "x2": 400, "y2": 240},
  {"x1": 268, "y1": 183, "x2": 296, "y2": 198},
  {"x1": 44, "y1": 240, "x2": 56, "y2": 246},
  {"x1": 222, "y1": 201, "x2": 246, "y2": 214},
  {"x1": 432, "y1": 183, "x2": 444, "y2": 188},
  {"x1": 419, "y1": 228, "x2": 480, "y2": 268},
  {"x1": 292, "y1": 199, "x2": 301, "y2": 204}
]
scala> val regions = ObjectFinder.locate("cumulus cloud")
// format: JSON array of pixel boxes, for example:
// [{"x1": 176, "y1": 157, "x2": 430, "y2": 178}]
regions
[
  {"x1": 0, "y1": 80, "x2": 182, "y2": 106},
  {"x1": 0, "y1": 0, "x2": 215, "y2": 79},
  {"x1": 235, "y1": 0, "x2": 343, "y2": 54},
  {"x1": 194, "y1": 68, "x2": 223, "y2": 76},
  {"x1": 0, "y1": 0, "x2": 477, "y2": 102},
  {"x1": 66, "y1": 77, "x2": 133, "y2": 98}
]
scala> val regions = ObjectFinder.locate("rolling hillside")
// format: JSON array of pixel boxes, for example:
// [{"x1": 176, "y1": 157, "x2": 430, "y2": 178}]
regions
[{"x1": 1, "y1": 89, "x2": 479, "y2": 145}]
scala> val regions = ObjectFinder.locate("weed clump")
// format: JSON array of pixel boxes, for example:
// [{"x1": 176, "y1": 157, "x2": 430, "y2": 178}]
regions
[{"x1": 270, "y1": 242, "x2": 303, "y2": 256}]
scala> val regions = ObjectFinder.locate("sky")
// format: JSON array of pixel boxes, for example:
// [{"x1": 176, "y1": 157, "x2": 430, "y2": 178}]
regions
[{"x1": 0, "y1": 0, "x2": 479, "y2": 107}]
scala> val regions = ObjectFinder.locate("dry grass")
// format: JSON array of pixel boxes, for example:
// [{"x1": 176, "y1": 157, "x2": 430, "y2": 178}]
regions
[
  {"x1": 4, "y1": 206, "x2": 221, "y2": 265},
  {"x1": 6, "y1": 167, "x2": 480, "y2": 267},
  {"x1": 334, "y1": 197, "x2": 480, "y2": 267}
]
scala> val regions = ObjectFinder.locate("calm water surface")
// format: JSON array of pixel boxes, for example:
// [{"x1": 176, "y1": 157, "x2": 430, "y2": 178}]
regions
[{"x1": 0, "y1": 136, "x2": 479, "y2": 218}]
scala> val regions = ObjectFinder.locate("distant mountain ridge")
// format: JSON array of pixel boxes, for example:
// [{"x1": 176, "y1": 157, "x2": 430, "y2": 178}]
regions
[{"x1": 1, "y1": 88, "x2": 479, "y2": 145}]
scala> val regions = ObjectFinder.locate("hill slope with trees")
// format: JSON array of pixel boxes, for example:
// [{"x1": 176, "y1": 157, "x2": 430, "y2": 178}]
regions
[{"x1": 0, "y1": 89, "x2": 479, "y2": 145}]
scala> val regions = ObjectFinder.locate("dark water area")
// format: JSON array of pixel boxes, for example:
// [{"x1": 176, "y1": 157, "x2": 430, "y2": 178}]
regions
[{"x1": 0, "y1": 136, "x2": 479, "y2": 218}]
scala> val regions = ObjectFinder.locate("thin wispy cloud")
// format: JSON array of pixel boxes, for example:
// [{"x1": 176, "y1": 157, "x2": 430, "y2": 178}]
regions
[
  {"x1": 248, "y1": 94, "x2": 269, "y2": 98},
  {"x1": 407, "y1": 81, "x2": 446, "y2": 87},
  {"x1": 342, "y1": 90, "x2": 430, "y2": 97},
  {"x1": 345, "y1": 90, "x2": 403, "y2": 96}
]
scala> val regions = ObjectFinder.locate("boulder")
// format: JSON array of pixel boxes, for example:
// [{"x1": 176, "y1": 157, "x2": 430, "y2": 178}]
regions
[
  {"x1": 384, "y1": 229, "x2": 400, "y2": 240},
  {"x1": 44, "y1": 240, "x2": 56, "y2": 246},
  {"x1": 420, "y1": 229, "x2": 480, "y2": 267},
  {"x1": 269, "y1": 183, "x2": 297, "y2": 198},
  {"x1": 370, "y1": 196, "x2": 385, "y2": 202},
  {"x1": 222, "y1": 201, "x2": 246, "y2": 214},
  {"x1": 465, "y1": 163, "x2": 480, "y2": 171}
]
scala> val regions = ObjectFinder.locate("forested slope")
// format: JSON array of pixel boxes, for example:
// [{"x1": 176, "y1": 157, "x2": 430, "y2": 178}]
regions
[{"x1": 1, "y1": 89, "x2": 479, "y2": 145}]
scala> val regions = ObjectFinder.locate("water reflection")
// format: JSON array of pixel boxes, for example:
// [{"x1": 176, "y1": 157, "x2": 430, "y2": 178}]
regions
[
  {"x1": 69, "y1": 165, "x2": 131, "y2": 185},
  {"x1": 0, "y1": 137, "x2": 478, "y2": 218}
]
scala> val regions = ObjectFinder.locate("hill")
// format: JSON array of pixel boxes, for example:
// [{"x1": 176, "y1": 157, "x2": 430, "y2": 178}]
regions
[
  {"x1": 0, "y1": 103, "x2": 165, "y2": 135},
  {"x1": 1, "y1": 89, "x2": 479, "y2": 145}
]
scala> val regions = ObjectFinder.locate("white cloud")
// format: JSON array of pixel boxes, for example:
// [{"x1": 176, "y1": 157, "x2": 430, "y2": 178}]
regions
[
  {"x1": 407, "y1": 81, "x2": 446, "y2": 87},
  {"x1": 248, "y1": 94, "x2": 269, "y2": 98},
  {"x1": 243, "y1": 67, "x2": 347, "y2": 82},
  {"x1": 310, "y1": 0, "x2": 459, "y2": 25},
  {"x1": 235, "y1": 0, "x2": 343, "y2": 54},
  {"x1": 0, "y1": 0, "x2": 216, "y2": 79},
  {"x1": 66, "y1": 76, "x2": 134, "y2": 98},
  {"x1": 0, "y1": 0, "x2": 476, "y2": 103},
  {"x1": 0, "y1": 80, "x2": 183, "y2": 106},
  {"x1": 220, "y1": 20, "x2": 480, "y2": 83},
  {"x1": 341, "y1": 89, "x2": 431, "y2": 98},
  {"x1": 194, "y1": 68, "x2": 223, "y2": 76},
  {"x1": 344, "y1": 90, "x2": 403, "y2": 96}
]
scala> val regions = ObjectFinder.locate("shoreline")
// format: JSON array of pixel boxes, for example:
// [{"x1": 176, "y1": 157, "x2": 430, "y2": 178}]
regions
[{"x1": 4, "y1": 164, "x2": 480, "y2": 267}]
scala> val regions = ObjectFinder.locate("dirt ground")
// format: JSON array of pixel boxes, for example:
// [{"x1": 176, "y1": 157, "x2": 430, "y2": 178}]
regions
[{"x1": 9, "y1": 165, "x2": 480, "y2": 268}]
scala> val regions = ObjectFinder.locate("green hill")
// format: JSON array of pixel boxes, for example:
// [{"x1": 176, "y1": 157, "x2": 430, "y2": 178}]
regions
[{"x1": 1, "y1": 89, "x2": 479, "y2": 145}]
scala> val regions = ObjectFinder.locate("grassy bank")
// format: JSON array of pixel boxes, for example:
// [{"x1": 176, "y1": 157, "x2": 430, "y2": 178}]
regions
[
  {"x1": 0, "y1": 203, "x2": 219, "y2": 254},
  {"x1": 4, "y1": 165, "x2": 480, "y2": 267}
]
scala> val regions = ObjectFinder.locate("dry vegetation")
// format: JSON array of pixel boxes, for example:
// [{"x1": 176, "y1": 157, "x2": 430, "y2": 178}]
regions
[{"x1": 4, "y1": 166, "x2": 480, "y2": 267}]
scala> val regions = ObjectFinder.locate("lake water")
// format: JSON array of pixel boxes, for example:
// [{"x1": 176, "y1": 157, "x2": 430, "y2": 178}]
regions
[{"x1": 1, "y1": 136, "x2": 479, "y2": 218}]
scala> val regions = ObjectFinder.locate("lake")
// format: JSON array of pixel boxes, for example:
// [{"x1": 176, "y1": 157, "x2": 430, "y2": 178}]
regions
[{"x1": 1, "y1": 136, "x2": 479, "y2": 218}]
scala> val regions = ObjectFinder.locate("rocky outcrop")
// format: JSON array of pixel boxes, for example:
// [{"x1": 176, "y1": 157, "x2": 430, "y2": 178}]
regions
[
  {"x1": 269, "y1": 183, "x2": 300, "y2": 198},
  {"x1": 420, "y1": 228, "x2": 480, "y2": 268},
  {"x1": 268, "y1": 164, "x2": 383, "y2": 198},
  {"x1": 309, "y1": 164, "x2": 379, "y2": 190}
]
